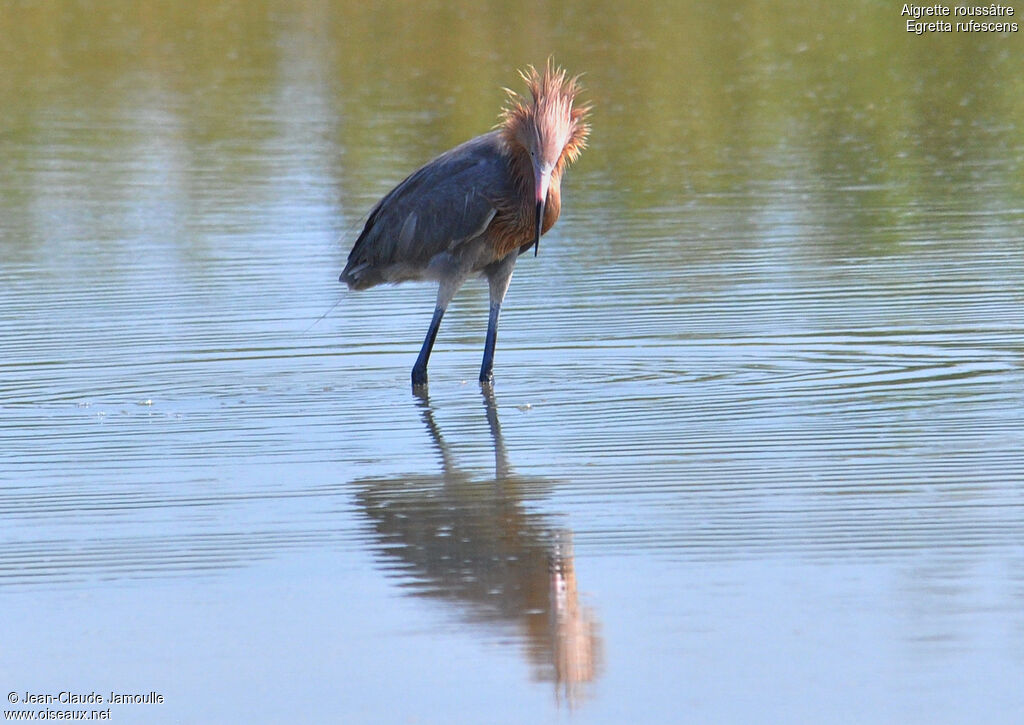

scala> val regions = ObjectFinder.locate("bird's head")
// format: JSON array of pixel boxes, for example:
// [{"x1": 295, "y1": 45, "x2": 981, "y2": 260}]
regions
[{"x1": 499, "y1": 60, "x2": 591, "y2": 255}]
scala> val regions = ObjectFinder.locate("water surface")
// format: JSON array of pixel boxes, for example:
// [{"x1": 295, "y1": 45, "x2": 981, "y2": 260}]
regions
[{"x1": 2, "y1": 2, "x2": 1023, "y2": 723}]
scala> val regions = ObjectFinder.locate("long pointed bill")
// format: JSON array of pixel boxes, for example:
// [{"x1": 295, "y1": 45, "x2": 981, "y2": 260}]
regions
[
  {"x1": 533, "y1": 165, "x2": 552, "y2": 257},
  {"x1": 533, "y1": 200, "x2": 544, "y2": 256}
]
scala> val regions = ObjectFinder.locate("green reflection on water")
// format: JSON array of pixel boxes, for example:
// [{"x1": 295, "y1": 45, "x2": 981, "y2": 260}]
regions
[{"x1": 1, "y1": 0, "x2": 1021, "y2": 259}]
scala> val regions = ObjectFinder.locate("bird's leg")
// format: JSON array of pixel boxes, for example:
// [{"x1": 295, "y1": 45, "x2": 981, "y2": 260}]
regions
[
  {"x1": 479, "y1": 255, "x2": 517, "y2": 386},
  {"x1": 412, "y1": 304, "x2": 446, "y2": 387},
  {"x1": 479, "y1": 302, "x2": 501, "y2": 385},
  {"x1": 412, "y1": 275, "x2": 466, "y2": 388}
]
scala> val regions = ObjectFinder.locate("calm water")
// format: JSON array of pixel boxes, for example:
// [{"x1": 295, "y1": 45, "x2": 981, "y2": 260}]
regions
[{"x1": 2, "y1": 2, "x2": 1024, "y2": 723}]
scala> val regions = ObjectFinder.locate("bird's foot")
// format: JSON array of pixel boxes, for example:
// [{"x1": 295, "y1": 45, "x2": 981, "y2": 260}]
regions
[
  {"x1": 412, "y1": 366, "x2": 428, "y2": 388},
  {"x1": 478, "y1": 370, "x2": 494, "y2": 387}
]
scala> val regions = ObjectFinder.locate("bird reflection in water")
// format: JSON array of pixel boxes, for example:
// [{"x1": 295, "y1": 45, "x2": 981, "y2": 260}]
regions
[{"x1": 352, "y1": 388, "x2": 601, "y2": 706}]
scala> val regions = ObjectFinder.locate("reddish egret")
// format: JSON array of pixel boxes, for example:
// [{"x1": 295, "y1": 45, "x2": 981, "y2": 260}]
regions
[{"x1": 340, "y1": 61, "x2": 590, "y2": 387}]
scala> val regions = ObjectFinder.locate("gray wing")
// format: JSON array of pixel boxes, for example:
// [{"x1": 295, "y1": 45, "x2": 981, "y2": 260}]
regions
[{"x1": 341, "y1": 131, "x2": 512, "y2": 289}]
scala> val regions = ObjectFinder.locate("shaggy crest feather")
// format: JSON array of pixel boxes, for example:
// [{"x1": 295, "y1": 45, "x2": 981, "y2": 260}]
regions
[{"x1": 498, "y1": 59, "x2": 591, "y2": 168}]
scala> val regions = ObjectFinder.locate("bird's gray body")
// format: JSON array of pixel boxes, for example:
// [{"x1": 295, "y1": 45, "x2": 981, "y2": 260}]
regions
[
  {"x1": 341, "y1": 130, "x2": 525, "y2": 293},
  {"x1": 341, "y1": 130, "x2": 529, "y2": 387}
]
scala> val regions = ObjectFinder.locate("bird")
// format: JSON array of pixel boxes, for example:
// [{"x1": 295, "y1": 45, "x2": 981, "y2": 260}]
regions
[{"x1": 340, "y1": 60, "x2": 591, "y2": 388}]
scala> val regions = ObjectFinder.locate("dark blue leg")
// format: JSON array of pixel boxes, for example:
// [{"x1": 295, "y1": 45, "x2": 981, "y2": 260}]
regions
[
  {"x1": 412, "y1": 305, "x2": 445, "y2": 387},
  {"x1": 479, "y1": 253, "x2": 517, "y2": 386},
  {"x1": 479, "y1": 301, "x2": 501, "y2": 385}
]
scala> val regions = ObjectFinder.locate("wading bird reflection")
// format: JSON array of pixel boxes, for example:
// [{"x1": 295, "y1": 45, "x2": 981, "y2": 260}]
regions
[
  {"x1": 352, "y1": 389, "x2": 602, "y2": 706},
  {"x1": 340, "y1": 61, "x2": 591, "y2": 387}
]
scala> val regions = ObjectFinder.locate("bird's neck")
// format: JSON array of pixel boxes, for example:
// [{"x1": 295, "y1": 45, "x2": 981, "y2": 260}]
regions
[
  {"x1": 507, "y1": 145, "x2": 562, "y2": 233},
  {"x1": 543, "y1": 179, "x2": 562, "y2": 234}
]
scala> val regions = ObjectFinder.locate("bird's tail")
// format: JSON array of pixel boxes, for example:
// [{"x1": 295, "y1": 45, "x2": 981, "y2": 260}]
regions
[{"x1": 339, "y1": 262, "x2": 383, "y2": 290}]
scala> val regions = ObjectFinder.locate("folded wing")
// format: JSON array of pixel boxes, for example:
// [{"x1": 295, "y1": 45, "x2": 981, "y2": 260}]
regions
[{"x1": 341, "y1": 131, "x2": 514, "y2": 289}]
